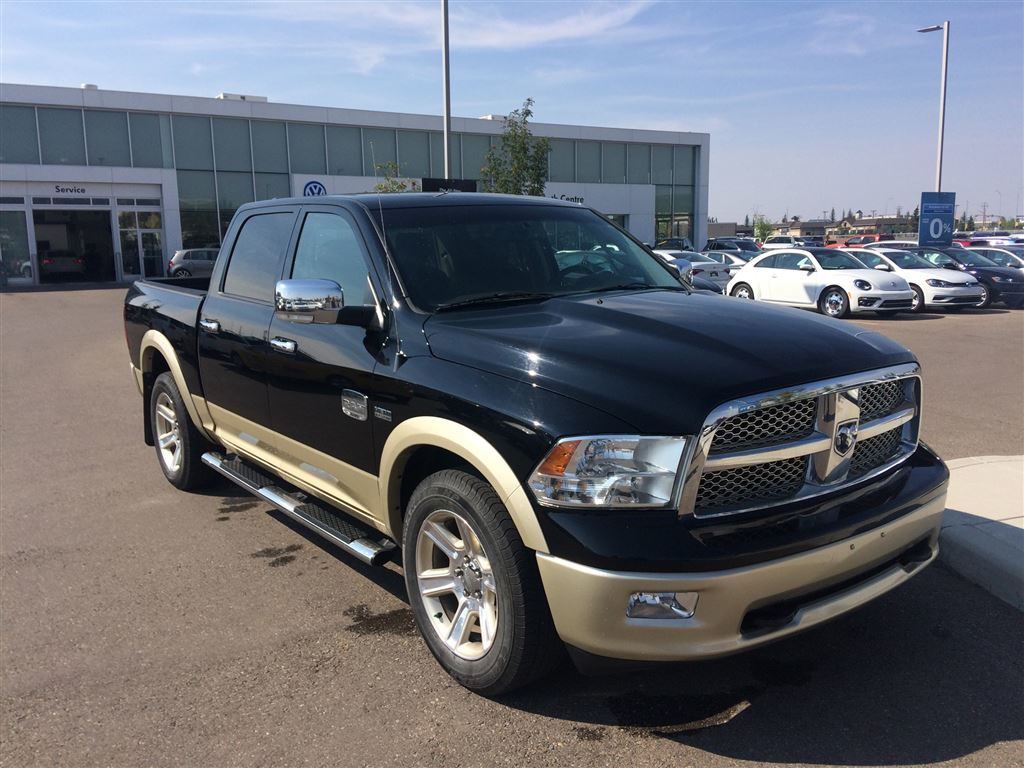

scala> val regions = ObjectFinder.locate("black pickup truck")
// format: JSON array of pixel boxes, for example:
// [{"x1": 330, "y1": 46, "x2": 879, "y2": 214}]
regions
[{"x1": 125, "y1": 193, "x2": 948, "y2": 695}]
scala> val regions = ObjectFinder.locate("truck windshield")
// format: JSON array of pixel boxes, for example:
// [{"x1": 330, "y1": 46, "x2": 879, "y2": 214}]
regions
[{"x1": 381, "y1": 204, "x2": 683, "y2": 311}]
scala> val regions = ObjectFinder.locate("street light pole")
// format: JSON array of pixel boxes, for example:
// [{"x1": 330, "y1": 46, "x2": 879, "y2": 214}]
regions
[
  {"x1": 441, "y1": 0, "x2": 452, "y2": 179},
  {"x1": 918, "y1": 21, "x2": 949, "y2": 192}
]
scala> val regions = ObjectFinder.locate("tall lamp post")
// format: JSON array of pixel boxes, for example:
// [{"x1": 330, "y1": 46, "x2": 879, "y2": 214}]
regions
[
  {"x1": 917, "y1": 21, "x2": 949, "y2": 192},
  {"x1": 441, "y1": 0, "x2": 452, "y2": 178}
]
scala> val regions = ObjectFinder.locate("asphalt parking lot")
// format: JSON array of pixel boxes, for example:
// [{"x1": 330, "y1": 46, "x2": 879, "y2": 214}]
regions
[{"x1": 2, "y1": 287, "x2": 1022, "y2": 767}]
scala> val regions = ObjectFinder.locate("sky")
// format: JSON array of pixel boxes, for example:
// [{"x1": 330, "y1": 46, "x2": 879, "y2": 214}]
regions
[{"x1": 1, "y1": 0, "x2": 1021, "y2": 223}]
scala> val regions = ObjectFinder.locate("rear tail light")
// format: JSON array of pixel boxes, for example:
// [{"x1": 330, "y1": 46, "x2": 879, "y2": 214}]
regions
[
  {"x1": 42, "y1": 258, "x2": 54, "y2": 265},
  {"x1": 74, "y1": 258, "x2": 84, "y2": 264}
]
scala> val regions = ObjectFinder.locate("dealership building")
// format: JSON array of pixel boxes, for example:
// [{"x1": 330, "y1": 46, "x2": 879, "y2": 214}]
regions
[{"x1": 0, "y1": 83, "x2": 709, "y2": 285}]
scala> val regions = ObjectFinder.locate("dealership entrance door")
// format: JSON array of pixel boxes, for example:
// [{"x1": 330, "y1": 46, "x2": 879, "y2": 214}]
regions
[{"x1": 32, "y1": 210, "x2": 115, "y2": 283}]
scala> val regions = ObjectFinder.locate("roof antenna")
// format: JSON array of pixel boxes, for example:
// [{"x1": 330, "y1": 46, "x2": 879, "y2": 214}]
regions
[{"x1": 368, "y1": 141, "x2": 400, "y2": 308}]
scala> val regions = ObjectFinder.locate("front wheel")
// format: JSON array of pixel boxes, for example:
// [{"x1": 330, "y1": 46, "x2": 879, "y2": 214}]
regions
[
  {"x1": 976, "y1": 283, "x2": 991, "y2": 309},
  {"x1": 818, "y1": 286, "x2": 850, "y2": 318},
  {"x1": 403, "y1": 470, "x2": 562, "y2": 696},
  {"x1": 150, "y1": 372, "x2": 215, "y2": 490},
  {"x1": 909, "y1": 285, "x2": 926, "y2": 313},
  {"x1": 731, "y1": 282, "x2": 754, "y2": 300}
]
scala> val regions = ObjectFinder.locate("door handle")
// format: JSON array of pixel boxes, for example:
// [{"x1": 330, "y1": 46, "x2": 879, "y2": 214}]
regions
[
  {"x1": 270, "y1": 337, "x2": 298, "y2": 354},
  {"x1": 199, "y1": 318, "x2": 221, "y2": 333}
]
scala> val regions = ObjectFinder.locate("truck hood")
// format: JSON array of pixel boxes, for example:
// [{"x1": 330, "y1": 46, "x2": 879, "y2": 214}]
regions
[{"x1": 423, "y1": 290, "x2": 916, "y2": 434}]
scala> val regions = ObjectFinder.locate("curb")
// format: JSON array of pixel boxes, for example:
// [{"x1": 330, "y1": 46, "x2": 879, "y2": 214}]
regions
[{"x1": 940, "y1": 456, "x2": 1023, "y2": 611}]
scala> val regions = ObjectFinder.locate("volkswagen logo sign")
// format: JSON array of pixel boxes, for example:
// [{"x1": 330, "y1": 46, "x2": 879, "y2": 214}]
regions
[
  {"x1": 303, "y1": 180, "x2": 327, "y2": 197},
  {"x1": 834, "y1": 420, "x2": 859, "y2": 456}
]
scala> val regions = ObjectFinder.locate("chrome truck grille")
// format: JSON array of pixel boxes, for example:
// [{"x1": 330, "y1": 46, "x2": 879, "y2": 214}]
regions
[{"x1": 682, "y1": 364, "x2": 921, "y2": 518}]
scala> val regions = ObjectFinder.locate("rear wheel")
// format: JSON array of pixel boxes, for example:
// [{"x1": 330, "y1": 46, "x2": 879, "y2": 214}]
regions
[
  {"x1": 731, "y1": 282, "x2": 754, "y2": 300},
  {"x1": 818, "y1": 287, "x2": 850, "y2": 318},
  {"x1": 174, "y1": 268, "x2": 192, "y2": 278},
  {"x1": 150, "y1": 372, "x2": 215, "y2": 490},
  {"x1": 909, "y1": 285, "x2": 926, "y2": 313},
  {"x1": 403, "y1": 470, "x2": 562, "y2": 696}
]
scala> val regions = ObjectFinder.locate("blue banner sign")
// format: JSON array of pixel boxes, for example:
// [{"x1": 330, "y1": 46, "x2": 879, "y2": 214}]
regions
[{"x1": 918, "y1": 192, "x2": 956, "y2": 246}]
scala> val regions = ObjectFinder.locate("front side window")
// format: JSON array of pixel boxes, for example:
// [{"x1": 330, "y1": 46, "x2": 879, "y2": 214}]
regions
[
  {"x1": 852, "y1": 250, "x2": 884, "y2": 269},
  {"x1": 382, "y1": 204, "x2": 680, "y2": 311},
  {"x1": 222, "y1": 212, "x2": 295, "y2": 301},
  {"x1": 814, "y1": 251, "x2": 864, "y2": 270},
  {"x1": 775, "y1": 252, "x2": 812, "y2": 270},
  {"x1": 291, "y1": 212, "x2": 373, "y2": 305}
]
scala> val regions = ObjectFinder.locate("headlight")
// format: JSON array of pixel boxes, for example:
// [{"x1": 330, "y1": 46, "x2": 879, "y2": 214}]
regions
[
  {"x1": 926, "y1": 278, "x2": 952, "y2": 287},
  {"x1": 854, "y1": 279, "x2": 873, "y2": 290},
  {"x1": 529, "y1": 436, "x2": 689, "y2": 508}
]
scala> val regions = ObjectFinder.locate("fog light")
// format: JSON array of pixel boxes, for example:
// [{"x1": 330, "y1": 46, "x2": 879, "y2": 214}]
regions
[{"x1": 627, "y1": 592, "x2": 698, "y2": 619}]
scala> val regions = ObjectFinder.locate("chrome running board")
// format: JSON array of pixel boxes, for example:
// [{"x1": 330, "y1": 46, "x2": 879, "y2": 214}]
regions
[{"x1": 202, "y1": 452, "x2": 397, "y2": 566}]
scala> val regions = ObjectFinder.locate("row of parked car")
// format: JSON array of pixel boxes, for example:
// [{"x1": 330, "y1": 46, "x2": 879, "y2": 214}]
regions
[{"x1": 653, "y1": 236, "x2": 1024, "y2": 318}]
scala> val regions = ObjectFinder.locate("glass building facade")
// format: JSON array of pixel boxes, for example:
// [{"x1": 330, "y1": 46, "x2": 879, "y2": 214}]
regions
[{"x1": 1, "y1": 85, "x2": 707, "y2": 285}]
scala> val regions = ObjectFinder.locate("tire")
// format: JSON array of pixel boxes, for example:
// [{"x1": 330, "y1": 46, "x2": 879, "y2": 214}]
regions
[
  {"x1": 976, "y1": 283, "x2": 991, "y2": 309},
  {"x1": 174, "y1": 269, "x2": 192, "y2": 278},
  {"x1": 909, "y1": 285, "x2": 926, "y2": 313},
  {"x1": 403, "y1": 470, "x2": 562, "y2": 696},
  {"x1": 818, "y1": 286, "x2": 850, "y2": 318},
  {"x1": 150, "y1": 372, "x2": 215, "y2": 490},
  {"x1": 730, "y1": 282, "x2": 754, "y2": 300}
]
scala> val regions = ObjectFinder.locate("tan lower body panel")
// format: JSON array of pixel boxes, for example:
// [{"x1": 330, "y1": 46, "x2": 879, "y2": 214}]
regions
[
  {"x1": 207, "y1": 403, "x2": 386, "y2": 533},
  {"x1": 537, "y1": 489, "x2": 945, "y2": 661}
]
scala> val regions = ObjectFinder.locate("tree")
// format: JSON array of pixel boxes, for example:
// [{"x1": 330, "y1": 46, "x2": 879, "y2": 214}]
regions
[
  {"x1": 753, "y1": 214, "x2": 773, "y2": 242},
  {"x1": 479, "y1": 98, "x2": 550, "y2": 196},
  {"x1": 744, "y1": 214, "x2": 750, "y2": 226},
  {"x1": 790, "y1": 214, "x2": 801, "y2": 223},
  {"x1": 782, "y1": 213, "x2": 788, "y2": 223},
  {"x1": 967, "y1": 215, "x2": 976, "y2": 230},
  {"x1": 373, "y1": 161, "x2": 420, "y2": 193},
  {"x1": 830, "y1": 207, "x2": 836, "y2": 222}
]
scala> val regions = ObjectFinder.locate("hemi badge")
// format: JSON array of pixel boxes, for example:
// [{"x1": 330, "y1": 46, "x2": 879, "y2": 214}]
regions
[{"x1": 373, "y1": 406, "x2": 393, "y2": 423}]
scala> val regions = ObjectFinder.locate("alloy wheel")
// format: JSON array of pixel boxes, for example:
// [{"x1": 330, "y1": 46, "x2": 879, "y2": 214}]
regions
[
  {"x1": 154, "y1": 391, "x2": 182, "y2": 473},
  {"x1": 415, "y1": 509, "x2": 498, "y2": 661}
]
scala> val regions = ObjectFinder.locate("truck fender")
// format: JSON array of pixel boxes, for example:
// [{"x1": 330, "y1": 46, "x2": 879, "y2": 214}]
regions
[
  {"x1": 379, "y1": 416, "x2": 549, "y2": 554},
  {"x1": 138, "y1": 330, "x2": 216, "y2": 441}
]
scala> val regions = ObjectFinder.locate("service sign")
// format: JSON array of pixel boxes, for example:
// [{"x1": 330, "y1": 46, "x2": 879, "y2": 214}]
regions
[{"x1": 918, "y1": 192, "x2": 956, "y2": 246}]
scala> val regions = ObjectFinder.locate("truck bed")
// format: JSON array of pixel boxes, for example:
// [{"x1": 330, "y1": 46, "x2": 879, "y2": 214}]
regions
[{"x1": 124, "y1": 277, "x2": 210, "y2": 401}]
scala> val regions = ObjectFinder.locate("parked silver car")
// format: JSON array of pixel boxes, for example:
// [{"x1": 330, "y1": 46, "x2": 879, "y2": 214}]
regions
[{"x1": 169, "y1": 248, "x2": 219, "y2": 278}]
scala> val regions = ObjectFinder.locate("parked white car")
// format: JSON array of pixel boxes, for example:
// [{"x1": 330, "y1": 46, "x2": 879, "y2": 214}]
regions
[
  {"x1": 654, "y1": 250, "x2": 731, "y2": 288},
  {"x1": 840, "y1": 248, "x2": 983, "y2": 313},
  {"x1": 727, "y1": 248, "x2": 914, "y2": 318},
  {"x1": 761, "y1": 235, "x2": 802, "y2": 250}
]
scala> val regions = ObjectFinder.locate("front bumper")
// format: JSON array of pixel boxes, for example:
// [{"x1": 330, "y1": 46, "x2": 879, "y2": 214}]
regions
[
  {"x1": 537, "y1": 479, "x2": 945, "y2": 662},
  {"x1": 850, "y1": 289, "x2": 915, "y2": 312}
]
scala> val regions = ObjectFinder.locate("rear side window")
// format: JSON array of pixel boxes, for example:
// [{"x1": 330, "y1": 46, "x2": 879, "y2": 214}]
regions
[
  {"x1": 754, "y1": 254, "x2": 776, "y2": 268},
  {"x1": 223, "y1": 212, "x2": 294, "y2": 301},
  {"x1": 291, "y1": 212, "x2": 374, "y2": 305}
]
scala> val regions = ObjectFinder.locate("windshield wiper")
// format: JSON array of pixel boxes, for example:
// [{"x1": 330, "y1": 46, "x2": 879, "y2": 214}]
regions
[
  {"x1": 435, "y1": 291, "x2": 556, "y2": 311},
  {"x1": 575, "y1": 282, "x2": 690, "y2": 295}
]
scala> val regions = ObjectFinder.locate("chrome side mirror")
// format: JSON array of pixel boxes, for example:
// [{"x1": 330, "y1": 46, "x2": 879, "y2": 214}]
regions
[
  {"x1": 799, "y1": 264, "x2": 816, "y2": 273},
  {"x1": 873, "y1": 264, "x2": 892, "y2": 272},
  {"x1": 274, "y1": 278, "x2": 344, "y2": 324}
]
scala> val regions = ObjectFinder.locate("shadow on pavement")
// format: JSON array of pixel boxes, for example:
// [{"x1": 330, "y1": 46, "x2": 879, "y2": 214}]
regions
[{"x1": 501, "y1": 563, "x2": 1024, "y2": 765}]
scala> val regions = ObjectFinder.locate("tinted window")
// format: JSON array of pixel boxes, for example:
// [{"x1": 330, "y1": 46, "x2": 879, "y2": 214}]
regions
[
  {"x1": 754, "y1": 255, "x2": 776, "y2": 268},
  {"x1": 775, "y1": 252, "x2": 811, "y2": 270},
  {"x1": 291, "y1": 212, "x2": 373, "y2": 305},
  {"x1": 222, "y1": 212, "x2": 294, "y2": 301},
  {"x1": 975, "y1": 249, "x2": 1014, "y2": 267},
  {"x1": 851, "y1": 250, "x2": 883, "y2": 268},
  {"x1": 814, "y1": 251, "x2": 864, "y2": 270}
]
